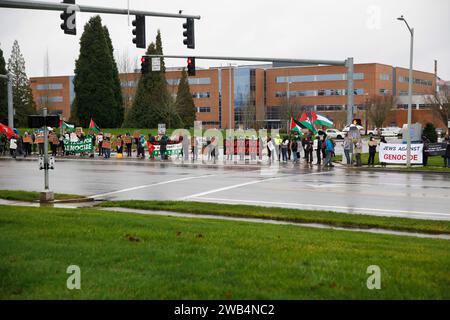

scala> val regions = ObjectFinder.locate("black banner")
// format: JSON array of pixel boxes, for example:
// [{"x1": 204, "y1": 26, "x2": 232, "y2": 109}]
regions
[{"x1": 425, "y1": 143, "x2": 447, "y2": 156}]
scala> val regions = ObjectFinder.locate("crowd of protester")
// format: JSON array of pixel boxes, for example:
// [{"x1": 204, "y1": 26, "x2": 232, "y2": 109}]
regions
[{"x1": 1, "y1": 129, "x2": 450, "y2": 168}]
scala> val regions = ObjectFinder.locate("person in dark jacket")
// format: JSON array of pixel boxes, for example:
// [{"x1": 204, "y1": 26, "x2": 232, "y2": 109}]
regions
[
  {"x1": 444, "y1": 136, "x2": 450, "y2": 168},
  {"x1": 159, "y1": 134, "x2": 167, "y2": 160},
  {"x1": 368, "y1": 137, "x2": 377, "y2": 166}
]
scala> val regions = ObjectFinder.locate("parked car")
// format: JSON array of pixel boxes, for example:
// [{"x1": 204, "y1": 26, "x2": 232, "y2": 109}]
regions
[
  {"x1": 325, "y1": 129, "x2": 345, "y2": 139},
  {"x1": 379, "y1": 127, "x2": 402, "y2": 137},
  {"x1": 342, "y1": 124, "x2": 364, "y2": 135}
]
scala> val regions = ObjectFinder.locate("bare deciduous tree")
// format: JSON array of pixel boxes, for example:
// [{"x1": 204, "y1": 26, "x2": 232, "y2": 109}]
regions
[
  {"x1": 426, "y1": 83, "x2": 450, "y2": 132},
  {"x1": 367, "y1": 95, "x2": 395, "y2": 134}
]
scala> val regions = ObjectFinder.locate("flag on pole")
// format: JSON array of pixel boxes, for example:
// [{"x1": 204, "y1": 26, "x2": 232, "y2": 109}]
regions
[
  {"x1": 290, "y1": 118, "x2": 304, "y2": 137},
  {"x1": 299, "y1": 112, "x2": 317, "y2": 134},
  {"x1": 89, "y1": 119, "x2": 100, "y2": 133},
  {"x1": 311, "y1": 112, "x2": 334, "y2": 128},
  {"x1": 61, "y1": 121, "x2": 75, "y2": 132}
]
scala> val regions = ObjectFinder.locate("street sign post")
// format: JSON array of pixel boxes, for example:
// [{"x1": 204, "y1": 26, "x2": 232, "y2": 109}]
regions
[{"x1": 151, "y1": 58, "x2": 161, "y2": 72}]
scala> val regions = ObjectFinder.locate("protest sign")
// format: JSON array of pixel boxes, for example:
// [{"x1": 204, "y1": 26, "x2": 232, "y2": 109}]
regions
[
  {"x1": 379, "y1": 143, "x2": 423, "y2": 164},
  {"x1": 63, "y1": 138, "x2": 93, "y2": 153}
]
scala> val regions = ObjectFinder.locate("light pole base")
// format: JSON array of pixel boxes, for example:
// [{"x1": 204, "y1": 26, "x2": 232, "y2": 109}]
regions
[{"x1": 40, "y1": 191, "x2": 54, "y2": 202}]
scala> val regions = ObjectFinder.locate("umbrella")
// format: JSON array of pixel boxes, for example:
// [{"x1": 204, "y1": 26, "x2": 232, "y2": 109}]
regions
[
  {"x1": 13, "y1": 128, "x2": 20, "y2": 135},
  {"x1": 0, "y1": 123, "x2": 16, "y2": 139}
]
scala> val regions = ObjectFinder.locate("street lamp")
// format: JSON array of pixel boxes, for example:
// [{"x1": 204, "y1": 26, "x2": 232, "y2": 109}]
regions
[{"x1": 397, "y1": 15, "x2": 414, "y2": 167}]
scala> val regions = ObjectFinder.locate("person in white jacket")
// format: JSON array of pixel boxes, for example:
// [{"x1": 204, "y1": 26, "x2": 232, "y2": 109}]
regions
[{"x1": 9, "y1": 136, "x2": 18, "y2": 158}]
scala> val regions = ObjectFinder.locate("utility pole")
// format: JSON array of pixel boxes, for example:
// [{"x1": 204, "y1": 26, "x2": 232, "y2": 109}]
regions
[
  {"x1": 346, "y1": 57, "x2": 354, "y2": 126},
  {"x1": 397, "y1": 15, "x2": 414, "y2": 168},
  {"x1": 0, "y1": 73, "x2": 14, "y2": 128}
]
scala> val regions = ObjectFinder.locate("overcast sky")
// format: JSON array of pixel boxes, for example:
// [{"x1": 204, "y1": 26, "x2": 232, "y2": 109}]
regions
[{"x1": 1, "y1": 0, "x2": 449, "y2": 79}]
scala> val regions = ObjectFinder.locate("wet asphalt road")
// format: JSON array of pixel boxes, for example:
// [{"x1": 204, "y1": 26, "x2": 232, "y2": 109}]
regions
[{"x1": 0, "y1": 158, "x2": 449, "y2": 221}]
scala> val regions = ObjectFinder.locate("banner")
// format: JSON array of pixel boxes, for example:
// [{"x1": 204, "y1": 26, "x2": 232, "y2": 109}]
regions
[
  {"x1": 63, "y1": 138, "x2": 93, "y2": 153},
  {"x1": 379, "y1": 143, "x2": 423, "y2": 164},
  {"x1": 424, "y1": 143, "x2": 447, "y2": 156},
  {"x1": 151, "y1": 143, "x2": 182, "y2": 157}
]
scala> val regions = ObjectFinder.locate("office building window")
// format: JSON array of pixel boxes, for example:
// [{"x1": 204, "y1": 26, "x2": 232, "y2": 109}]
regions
[
  {"x1": 121, "y1": 80, "x2": 138, "y2": 88},
  {"x1": 192, "y1": 92, "x2": 210, "y2": 99},
  {"x1": 167, "y1": 78, "x2": 211, "y2": 86},
  {"x1": 36, "y1": 83, "x2": 63, "y2": 90},
  {"x1": 202, "y1": 121, "x2": 220, "y2": 126},
  {"x1": 197, "y1": 107, "x2": 211, "y2": 113},
  {"x1": 276, "y1": 73, "x2": 364, "y2": 84},
  {"x1": 40, "y1": 96, "x2": 63, "y2": 103},
  {"x1": 379, "y1": 89, "x2": 390, "y2": 95},
  {"x1": 380, "y1": 74, "x2": 390, "y2": 81},
  {"x1": 399, "y1": 76, "x2": 432, "y2": 86},
  {"x1": 276, "y1": 88, "x2": 364, "y2": 98},
  {"x1": 189, "y1": 78, "x2": 211, "y2": 85},
  {"x1": 316, "y1": 105, "x2": 343, "y2": 111}
]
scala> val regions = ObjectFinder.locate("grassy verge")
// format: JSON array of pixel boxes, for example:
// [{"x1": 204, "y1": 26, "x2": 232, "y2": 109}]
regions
[
  {"x1": 0, "y1": 205, "x2": 449, "y2": 299},
  {"x1": 0, "y1": 190, "x2": 86, "y2": 202},
  {"x1": 97, "y1": 200, "x2": 450, "y2": 235},
  {"x1": 333, "y1": 153, "x2": 450, "y2": 171}
]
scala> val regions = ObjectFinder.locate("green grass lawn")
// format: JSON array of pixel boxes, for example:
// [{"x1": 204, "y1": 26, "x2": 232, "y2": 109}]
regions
[
  {"x1": 0, "y1": 190, "x2": 85, "y2": 202},
  {"x1": 0, "y1": 205, "x2": 449, "y2": 299},
  {"x1": 98, "y1": 201, "x2": 450, "y2": 235},
  {"x1": 333, "y1": 153, "x2": 449, "y2": 171}
]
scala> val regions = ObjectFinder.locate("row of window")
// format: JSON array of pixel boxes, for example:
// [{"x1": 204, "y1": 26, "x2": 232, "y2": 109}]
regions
[
  {"x1": 39, "y1": 96, "x2": 63, "y2": 103},
  {"x1": 192, "y1": 92, "x2": 210, "y2": 99},
  {"x1": 276, "y1": 73, "x2": 365, "y2": 84},
  {"x1": 202, "y1": 121, "x2": 220, "y2": 126},
  {"x1": 399, "y1": 76, "x2": 433, "y2": 86},
  {"x1": 36, "y1": 83, "x2": 63, "y2": 90},
  {"x1": 275, "y1": 88, "x2": 365, "y2": 98},
  {"x1": 197, "y1": 107, "x2": 211, "y2": 113},
  {"x1": 167, "y1": 78, "x2": 211, "y2": 86},
  {"x1": 120, "y1": 80, "x2": 138, "y2": 88}
]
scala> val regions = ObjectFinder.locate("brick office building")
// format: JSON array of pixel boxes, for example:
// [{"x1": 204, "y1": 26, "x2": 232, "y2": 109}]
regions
[{"x1": 30, "y1": 62, "x2": 442, "y2": 130}]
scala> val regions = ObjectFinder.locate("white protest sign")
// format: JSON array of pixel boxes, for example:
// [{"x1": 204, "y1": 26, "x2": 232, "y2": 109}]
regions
[{"x1": 379, "y1": 143, "x2": 423, "y2": 164}]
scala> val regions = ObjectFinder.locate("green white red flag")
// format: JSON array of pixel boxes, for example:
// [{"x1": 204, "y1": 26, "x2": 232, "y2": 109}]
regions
[
  {"x1": 290, "y1": 118, "x2": 303, "y2": 137},
  {"x1": 299, "y1": 112, "x2": 317, "y2": 134},
  {"x1": 311, "y1": 112, "x2": 334, "y2": 128},
  {"x1": 89, "y1": 119, "x2": 100, "y2": 133}
]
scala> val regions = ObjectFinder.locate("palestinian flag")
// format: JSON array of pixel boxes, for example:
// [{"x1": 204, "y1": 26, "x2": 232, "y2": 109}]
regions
[
  {"x1": 299, "y1": 112, "x2": 317, "y2": 134},
  {"x1": 311, "y1": 112, "x2": 334, "y2": 128},
  {"x1": 61, "y1": 121, "x2": 75, "y2": 132},
  {"x1": 89, "y1": 119, "x2": 100, "y2": 133},
  {"x1": 290, "y1": 118, "x2": 303, "y2": 137}
]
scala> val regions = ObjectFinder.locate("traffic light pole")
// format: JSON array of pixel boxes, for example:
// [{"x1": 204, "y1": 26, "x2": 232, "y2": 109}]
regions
[
  {"x1": 0, "y1": 0, "x2": 201, "y2": 20},
  {"x1": 146, "y1": 54, "x2": 354, "y2": 125}
]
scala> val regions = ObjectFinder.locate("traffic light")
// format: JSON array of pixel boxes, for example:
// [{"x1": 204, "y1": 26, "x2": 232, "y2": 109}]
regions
[
  {"x1": 182, "y1": 18, "x2": 195, "y2": 49},
  {"x1": 187, "y1": 57, "x2": 196, "y2": 76},
  {"x1": 60, "y1": 0, "x2": 76, "y2": 35},
  {"x1": 132, "y1": 15, "x2": 146, "y2": 49},
  {"x1": 141, "y1": 56, "x2": 150, "y2": 74}
]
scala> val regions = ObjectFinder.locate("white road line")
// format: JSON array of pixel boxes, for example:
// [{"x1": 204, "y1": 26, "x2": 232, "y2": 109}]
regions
[
  {"x1": 191, "y1": 197, "x2": 450, "y2": 220},
  {"x1": 90, "y1": 174, "x2": 215, "y2": 198},
  {"x1": 179, "y1": 172, "x2": 330, "y2": 200},
  {"x1": 179, "y1": 177, "x2": 283, "y2": 200}
]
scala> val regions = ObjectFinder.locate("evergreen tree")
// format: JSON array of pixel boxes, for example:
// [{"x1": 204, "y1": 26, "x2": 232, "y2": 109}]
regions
[
  {"x1": 124, "y1": 41, "x2": 170, "y2": 128},
  {"x1": 423, "y1": 123, "x2": 437, "y2": 143},
  {"x1": 72, "y1": 16, "x2": 123, "y2": 128},
  {"x1": 155, "y1": 30, "x2": 166, "y2": 73},
  {"x1": 176, "y1": 68, "x2": 196, "y2": 128},
  {"x1": 103, "y1": 26, "x2": 124, "y2": 126},
  {"x1": 7, "y1": 40, "x2": 36, "y2": 127},
  {"x1": 0, "y1": 46, "x2": 7, "y2": 122}
]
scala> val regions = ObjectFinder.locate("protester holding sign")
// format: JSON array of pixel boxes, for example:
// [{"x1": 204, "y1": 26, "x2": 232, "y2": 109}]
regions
[
  {"x1": 368, "y1": 137, "x2": 377, "y2": 167},
  {"x1": 444, "y1": 136, "x2": 450, "y2": 168},
  {"x1": 124, "y1": 133, "x2": 132, "y2": 157}
]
